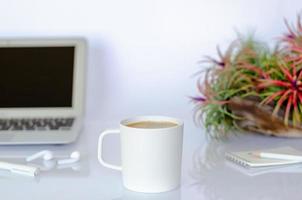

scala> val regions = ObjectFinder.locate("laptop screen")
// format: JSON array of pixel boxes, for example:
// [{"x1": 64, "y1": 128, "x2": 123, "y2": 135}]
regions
[{"x1": 0, "y1": 46, "x2": 74, "y2": 108}]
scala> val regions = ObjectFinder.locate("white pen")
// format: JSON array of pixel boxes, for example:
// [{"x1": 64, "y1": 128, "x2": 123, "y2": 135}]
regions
[
  {"x1": 0, "y1": 161, "x2": 40, "y2": 177},
  {"x1": 253, "y1": 152, "x2": 302, "y2": 161}
]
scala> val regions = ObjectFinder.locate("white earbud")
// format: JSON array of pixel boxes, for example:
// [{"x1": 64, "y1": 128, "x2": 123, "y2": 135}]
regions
[
  {"x1": 57, "y1": 151, "x2": 80, "y2": 165},
  {"x1": 30, "y1": 160, "x2": 57, "y2": 171},
  {"x1": 57, "y1": 162, "x2": 81, "y2": 171},
  {"x1": 26, "y1": 150, "x2": 54, "y2": 162}
]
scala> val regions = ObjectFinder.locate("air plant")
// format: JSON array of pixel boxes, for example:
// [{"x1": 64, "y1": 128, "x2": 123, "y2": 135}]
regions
[
  {"x1": 258, "y1": 61, "x2": 302, "y2": 127},
  {"x1": 192, "y1": 15, "x2": 302, "y2": 138}
]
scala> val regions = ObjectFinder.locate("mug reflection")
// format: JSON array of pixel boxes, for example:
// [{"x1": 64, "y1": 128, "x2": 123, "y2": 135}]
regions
[{"x1": 112, "y1": 188, "x2": 181, "y2": 200}]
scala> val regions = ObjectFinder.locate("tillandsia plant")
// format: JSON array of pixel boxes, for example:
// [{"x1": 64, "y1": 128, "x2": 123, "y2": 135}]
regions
[{"x1": 192, "y1": 15, "x2": 302, "y2": 138}]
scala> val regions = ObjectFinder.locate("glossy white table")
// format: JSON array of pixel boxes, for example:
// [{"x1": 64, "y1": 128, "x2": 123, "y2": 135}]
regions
[{"x1": 0, "y1": 116, "x2": 301, "y2": 200}]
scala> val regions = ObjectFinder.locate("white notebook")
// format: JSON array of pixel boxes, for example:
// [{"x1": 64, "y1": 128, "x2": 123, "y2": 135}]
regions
[
  {"x1": 226, "y1": 161, "x2": 302, "y2": 176},
  {"x1": 225, "y1": 146, "x2": 302, "y2": 168}
]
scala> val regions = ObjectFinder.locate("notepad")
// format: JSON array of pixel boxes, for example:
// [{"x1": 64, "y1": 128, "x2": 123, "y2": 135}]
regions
[
  {"x1": 225, "y1": 146, "x2": 302, "y2": 168},
  {"x1": 226, "y1": 161, "x2": 302, "y2": 176}
]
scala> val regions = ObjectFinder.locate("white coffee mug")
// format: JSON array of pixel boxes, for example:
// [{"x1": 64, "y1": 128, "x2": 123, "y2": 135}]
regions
[{"x1": 98, "y1": 116, "x2": 183, "y2": 193}]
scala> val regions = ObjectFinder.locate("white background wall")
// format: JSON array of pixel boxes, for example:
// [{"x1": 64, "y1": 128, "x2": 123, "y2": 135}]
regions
[{"x1": 0, "y1": 0, "x2": 301, "y2": 122}]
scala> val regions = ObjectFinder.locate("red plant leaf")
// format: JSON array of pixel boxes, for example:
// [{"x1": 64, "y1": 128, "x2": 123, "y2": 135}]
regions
[
  {"x1": 285, "y1": 56, "x2": 299, "y2": 62},
  {"x1": 294, "y1": 59, "x2": 302, "y2": 66},
  {"x1": 292, "y1": 64, "x2": 297, "y2": 78},
  {"x1": 293, "y1": 90, "x2": 298, "y2": 108},
  {"x1": 298, "y1": 92, "x2": 302, "y2": 104},
  {"x1": 261, "y1": 90, "x2": 285, "y2": 105},
  {"x1": 258, "y1": 80, "x2": 292, "y2": 88},
  {"x1": 273, "y1": 90, "x2": 292, "y2": 116},
  {"x1": 291, "y1": 46, "x2": 302, "y2": 53},
  {"x1": 216, "y1": 45, "x2": 223, "y2": 60},
  {"x1": 280, "y1": 65, "x2": 294, "y2": 82},
  {"x1": 284, "y1": 95, "x2": 293, "y2": 126},
  {"x1": 293, "y1": 90, "x2": 300, "y2": 126},
  {"x1": 284, "y1": 18, "x2": 296, "y2": 37},
  {"x1": 239, "y1": 64, "x2": 269, "y2": 78},
  {"x1": 298, "y1": 70, "x2": 302, "y2": 80}
]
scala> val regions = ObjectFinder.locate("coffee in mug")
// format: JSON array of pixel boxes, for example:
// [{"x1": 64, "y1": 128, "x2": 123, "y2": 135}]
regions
[{"x1": 126, "y1": 120, "x2": 178, "y2": 129}]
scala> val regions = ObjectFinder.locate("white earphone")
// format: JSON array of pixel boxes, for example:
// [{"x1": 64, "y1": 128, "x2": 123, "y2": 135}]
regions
[
  {"x1": 57, "y1": 151, "x2": 81, "y2": 165},
  {"x1": 26, "y1": 150, "x2": 80, "y2": 170},
  {"x1": 30, "y1": 160, "x2": 57, "y2": 171},
  {"x1": 26, "y1": 150, "x2": 54, "y2": 162}
]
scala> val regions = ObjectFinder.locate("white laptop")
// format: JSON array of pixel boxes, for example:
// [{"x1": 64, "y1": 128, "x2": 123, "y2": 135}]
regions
[{"x1": 0, "y1": 38, "x2": 86, "y2": 145}]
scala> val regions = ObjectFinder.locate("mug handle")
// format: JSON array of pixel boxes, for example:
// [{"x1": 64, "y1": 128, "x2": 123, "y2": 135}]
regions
[{"x1": 98, "y1": 129, "x2": 122, "y2": 171}]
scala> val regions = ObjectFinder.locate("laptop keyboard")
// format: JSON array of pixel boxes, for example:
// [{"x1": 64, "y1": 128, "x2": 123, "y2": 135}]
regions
[{"x1": 0, "y1": 118, "x2": 74, "y2": 131}]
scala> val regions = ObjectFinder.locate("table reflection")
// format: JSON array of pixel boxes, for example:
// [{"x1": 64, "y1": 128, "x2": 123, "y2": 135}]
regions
[{"x1": 190, "y1": 136, "x2": 302, "y2": 200}]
